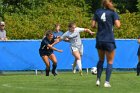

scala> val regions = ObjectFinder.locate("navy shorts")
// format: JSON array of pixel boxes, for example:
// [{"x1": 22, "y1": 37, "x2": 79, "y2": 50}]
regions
[
  {"x1": 137, "y1": 46, "x2": 140, "y2": 56},
  {"x1": 39, "y1": 50, "x2": 53, "y2": 56},
  {"x1": 96, "y1": 42, "x2": 116, "y2": 52}
]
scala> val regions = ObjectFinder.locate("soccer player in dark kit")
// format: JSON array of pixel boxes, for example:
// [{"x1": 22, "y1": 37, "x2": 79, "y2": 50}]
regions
[
  {"x1": 91, "y1": 0, "x2": 121, "y2": 87},
  {"x1": 39, "y1": 30, "x2": 62, "y2": 76}
]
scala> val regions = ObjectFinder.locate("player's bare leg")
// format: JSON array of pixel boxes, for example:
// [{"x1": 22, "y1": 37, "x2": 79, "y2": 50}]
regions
[
  {"x1": 49, "y1": 54, "x2": 58, "y2": 76},
  {"x1": 42, "y1": 56, "x2": 50, "y2": 76}
]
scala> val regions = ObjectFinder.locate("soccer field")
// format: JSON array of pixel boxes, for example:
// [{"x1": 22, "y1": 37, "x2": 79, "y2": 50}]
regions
[{"x1": 0, "y1": 71, "x2": 139, "y2": 93}]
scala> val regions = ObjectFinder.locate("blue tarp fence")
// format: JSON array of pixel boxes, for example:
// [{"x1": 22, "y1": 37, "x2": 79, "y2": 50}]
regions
[{"x1": 0, "y1": 39, "x2": 139, "y2": 70}]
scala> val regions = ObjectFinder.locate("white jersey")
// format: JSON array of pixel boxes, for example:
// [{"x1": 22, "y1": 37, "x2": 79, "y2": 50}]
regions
[{"x1": 61, "y1": 27, "x2": 84, "y2": 47}]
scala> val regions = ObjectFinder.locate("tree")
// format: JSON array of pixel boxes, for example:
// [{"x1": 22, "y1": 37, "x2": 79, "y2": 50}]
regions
[
  {"x1": 137, "y1": 0, "x2": 140, "y2": 12},
  {"x1": 114, "y1": 0, "x2": 138, "y2": 13}
]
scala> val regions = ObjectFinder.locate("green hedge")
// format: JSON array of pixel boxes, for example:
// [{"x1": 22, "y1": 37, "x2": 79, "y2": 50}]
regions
[
  {"x1": 2, "y1": 0, "x2": 140, "y2": 39},
  {"x1": 114, "y1": 13, "x2": 140, "y2": 38}
]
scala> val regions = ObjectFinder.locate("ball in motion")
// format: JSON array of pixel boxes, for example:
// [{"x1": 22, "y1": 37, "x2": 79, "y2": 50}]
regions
[{"x1": 91, "y1": 67, "x2": 97, "y2": 75}]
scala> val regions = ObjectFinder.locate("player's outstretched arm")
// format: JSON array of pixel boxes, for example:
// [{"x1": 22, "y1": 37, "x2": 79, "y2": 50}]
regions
[
  {"x1": 47, "y1": 44, "x2": 63, "y2": 52},
  {"x1": 84, "y1": 28, "x2": 95, "y2": 35}
]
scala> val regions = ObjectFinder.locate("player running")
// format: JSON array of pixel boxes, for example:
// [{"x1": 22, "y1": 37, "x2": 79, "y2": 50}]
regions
[
  {"x1": 60, "y1": 22, "x2": 94, "y2": 76},
  {"x1": 39, "y1": 30, "x2": 62, "y2": 76}
]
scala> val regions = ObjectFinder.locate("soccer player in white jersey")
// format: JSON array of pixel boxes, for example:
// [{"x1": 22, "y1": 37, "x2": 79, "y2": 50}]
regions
[{"x1": 60, "y1": 22, "x2": 94, "y2": 76}]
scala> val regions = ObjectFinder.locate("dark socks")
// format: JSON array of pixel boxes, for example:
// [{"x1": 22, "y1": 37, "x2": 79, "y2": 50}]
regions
[
  {"x1": 46, "y1": 68, "x2": 50, "y2": 76},
  {"x1": 52, "y1": 64, "x2": 57, "y2": 76},
  {"x1": 137, "y1": 62, "x2": 140, "y2": 76},
  {"x1": 106, "y1": 64, "x2": 112, "y2": 82},
  {"x1": 97, "y1": 61, "x2": 104, "y2": 80}
]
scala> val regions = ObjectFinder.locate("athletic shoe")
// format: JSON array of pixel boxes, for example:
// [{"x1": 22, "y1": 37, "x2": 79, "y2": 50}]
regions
[
  {"x1": 52, "y1": 72, "x2": 57, "y2": 76},
  {"x1": 73, "y1": 69, "x2": 76, "y2": 74},
  {"x1": 52, "y1": 71, "x2": 57, "y2": 76},
  {"x1": 96, "y1": 79, "x2": 100, "y2": 86},
  {"x1": 104, "y1": 81, "x2": 111, "y2": 87}
]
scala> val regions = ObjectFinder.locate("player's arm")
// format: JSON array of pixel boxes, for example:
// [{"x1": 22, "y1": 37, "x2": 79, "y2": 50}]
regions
[
  {"x1": 63, "y1": 38, "x2": 70, "y2": 42},
  {"x1": 91, "y1": 20, "x2": 96, "y2": 28},
  {"x1": 114, "y1": 12, "x2": 121, "y2": 28},
  {"x1": 67, "y1": 33, "x2": 78, "y2": 39},
  {"x1": 4, "y1": 37, "x2": 8, "y2": 41},
  {"x1": 47, "y1": 44, "x2": 63, "y2": 52},
  {"x1": 84, "y1": 28, "x2": 95, "y2": 35},
  {"x1": 114, "y1": 20, "x2": 121, "y2": 28},
  {"x1": 51, "y1": 38, "x2": 60, "y2": 46},
  {"x1": 59, "y1": 31, "x2": 70, "y2": 42}
]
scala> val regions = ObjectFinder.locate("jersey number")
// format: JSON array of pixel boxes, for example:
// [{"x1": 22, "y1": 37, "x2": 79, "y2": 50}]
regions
[{"x1": 101, "y1": 13, "x2": 106, "y2": 22}]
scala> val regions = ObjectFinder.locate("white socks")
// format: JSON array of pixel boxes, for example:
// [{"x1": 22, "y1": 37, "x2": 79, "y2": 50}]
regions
[{"x1": 77, "y1": 60, "x2": 82, "y2": 71}]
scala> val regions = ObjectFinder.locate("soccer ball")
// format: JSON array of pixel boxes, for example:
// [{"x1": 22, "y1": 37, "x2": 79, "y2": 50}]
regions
[{"x1": 91, "y1": 67, "x2": 97, "y2": 75}]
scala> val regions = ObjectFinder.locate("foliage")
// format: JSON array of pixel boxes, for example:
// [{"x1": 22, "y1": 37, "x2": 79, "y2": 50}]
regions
[
  {"x1": 114, "y1": 13, "x2": 140, "y2": 38},
  {"x1": 114, "y1": 0, "x2": 138, "y2": 13},
  {"x1": 137, "y1": 0, "x2": 140, "y2": 12},
  {"x1": 0, "y1": 0, "x2": 139, "y2": 39},
  {"x1": 4, "y1": 0, "x2": 91, "y2": 39}
]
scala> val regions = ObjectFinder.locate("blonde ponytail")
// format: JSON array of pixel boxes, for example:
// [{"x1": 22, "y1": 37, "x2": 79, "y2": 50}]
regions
[{"x1": 101, "y1": 0, "x2": 115, "y2": 11}]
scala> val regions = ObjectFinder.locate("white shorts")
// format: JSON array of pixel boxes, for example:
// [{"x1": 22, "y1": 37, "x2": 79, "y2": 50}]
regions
[{"x1": 70, "y1": 44, "x2": 83, "y2": 55}]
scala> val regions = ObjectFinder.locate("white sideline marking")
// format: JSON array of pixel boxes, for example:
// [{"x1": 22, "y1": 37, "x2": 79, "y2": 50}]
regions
[
  {"x1": 2, "y1": 84, "x2": 24, "y2": 89},
  {"x1": 2, "y1": 84, "x2": 11, "y2": 88},
  {"x1": 1, "y1": 83, "x2": 75, "y2": 91},
  {"x1": 1, "y1": 83, "x2": 96, "y2": 92}
]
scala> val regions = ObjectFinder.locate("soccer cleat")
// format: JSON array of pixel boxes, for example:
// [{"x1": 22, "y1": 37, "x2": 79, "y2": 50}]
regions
[
  {"x1": 73, "y1": 69, "x2": 76, "y2": 74},
  {"x1": 52, "y1": 72, "x2": 57, "y2": 76},
  {"x1": 96, "y1": 80, "x2": 100, "y2": 86},
  {"x1": 104, "y1": 82, "x2": 111, "y2": 87},
  {"x1": 52, "y1": 70, "x2": 57, "y2": 76}
]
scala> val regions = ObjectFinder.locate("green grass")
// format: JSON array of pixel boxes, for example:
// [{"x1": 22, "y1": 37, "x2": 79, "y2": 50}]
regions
[{"x1": 0, "y1": 71, "x2": 139, "y2": 93}]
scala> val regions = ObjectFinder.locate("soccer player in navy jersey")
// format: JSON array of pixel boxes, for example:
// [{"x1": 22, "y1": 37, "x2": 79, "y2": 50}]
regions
[
  {"x1": 137, "y1": 36, "x2": 140, "y2": 76},
  {"x1": 39, "y1": 30, "x2": 63, "y2": 76},
  {"x1": 92, "y1": 0, "x2": 121, "y2": 87}
]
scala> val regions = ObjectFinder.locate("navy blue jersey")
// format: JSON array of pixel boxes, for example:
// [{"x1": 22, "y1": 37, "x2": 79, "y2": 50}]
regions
[
  {"x1": 39, "y1": 36, "x2": 56, "y2": 52},
  {"x1": 93, "y1": 8, "x2": 119, "y2": 42}
]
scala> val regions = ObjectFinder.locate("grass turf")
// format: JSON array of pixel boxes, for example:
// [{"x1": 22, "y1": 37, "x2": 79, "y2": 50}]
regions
[{"x1": 0, "y1": 71, "x2": 139, "y2": 93}]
